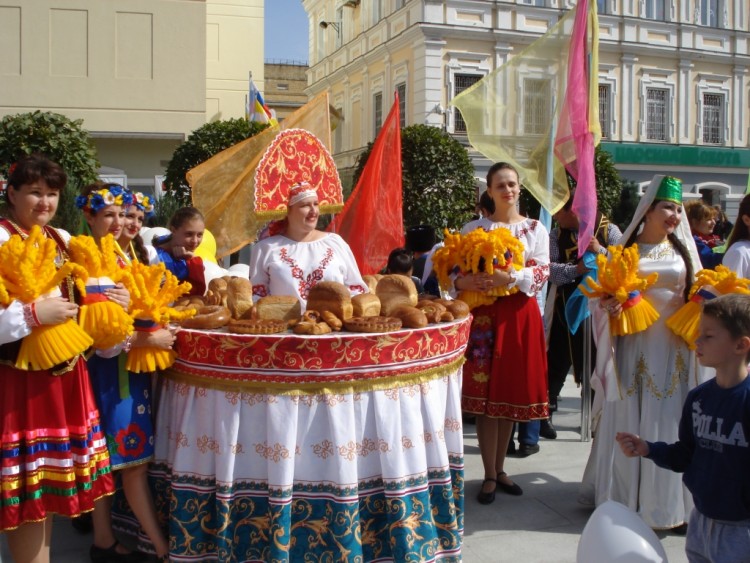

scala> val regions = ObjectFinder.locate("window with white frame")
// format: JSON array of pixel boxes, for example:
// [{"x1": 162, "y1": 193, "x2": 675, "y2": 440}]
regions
[
  {"x1": 519, "y1": 0, "x2": 545, "y2": 6},
  {"x1": 453, "y1": 74, "x2": 482, "y2": 133},
  {"x1": 645, "y1": 87, "x2": 669, "y2": 141},
  {"x1": 699, "y1": 0, "x2": 721, "y2": 27},
  {"x1": 644, "y1": 0, "x2": 665, "y2": 20},
  {"x1": 524, "y1": 78, "x2": 551, "y2": 135},
  {"x1": 598, "y1": 84, "x2": 611, "y2": 139},
  {"x1": 597, "y1": 0, "x2": 609, "y2": 14},
  {"x1": 373, "y1": 0, "x2": 383, "y2": 24},
  {"x1": 396, "y1": 82, "x2": 407, "y2": 129},
  {"x1": 317, "y1": 23, "x2": 326, "y2": 62},
  {"x1": 702, "y1": 93, "x2": 724, "y2": 144},
  {"x1": 374, "y1": 92, "x2": 383, "y2": 136}
]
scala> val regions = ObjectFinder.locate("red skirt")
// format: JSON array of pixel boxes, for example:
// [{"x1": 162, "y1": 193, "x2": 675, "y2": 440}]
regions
[
  {"x1": 1, "y1": 357, "x2": 114, "y2": 531},
  {"x1": 462, "y1": 292, "x2": 549, "y2": 420}
]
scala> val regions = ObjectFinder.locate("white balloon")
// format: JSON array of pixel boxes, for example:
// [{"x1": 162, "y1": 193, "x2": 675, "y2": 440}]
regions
[
  {"x1": 141, "y1": 226, "x2": 170, "y2": 246},
  {"x1": 577, "y1": 501, "x2": 669, "y2": 563},
  {"x1": 202, "y1": 261, "x2": 228, "y2": 290},
  {"x1": 227, "y1": 263, "x2": 250, "y2": 279}
]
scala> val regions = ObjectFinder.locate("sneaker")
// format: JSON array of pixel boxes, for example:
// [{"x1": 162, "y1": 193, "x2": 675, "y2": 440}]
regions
[
  {"x1": 540, "y1": 418, "x2": 557, "y2": 440},
  {"x1": 516, "y1": 443, "x2": 540, "y2": 457}
]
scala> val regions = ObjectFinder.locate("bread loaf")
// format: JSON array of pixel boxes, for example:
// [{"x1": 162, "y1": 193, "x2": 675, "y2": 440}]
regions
[
  {"x1": 255, "y1": 295, "x2": 301, "y2": 322},
  {"x1": 392, "y1": 306, "x2": 428, "y2": 329},
  {"x1": 362, "y1": 275, "x2": 380, "y2": 294},
  {"x1": 226, "y1": 277, "x2": 253, "y2": 319},
  {"x1": 352, "y1": 293, "x2": 381, "y2": 317},
  {"x1": 416, "y1": 300, "x2": 446, "y2": 324},
  {"x1": 376, "y1": 274, "x2": 418, "y2": 316},
  {"x1": 436, "y1": 298, "x2": 470, "y2": 319},
  {"x1": 306, "y1": 281, "x2": 353, "y2": 320}
]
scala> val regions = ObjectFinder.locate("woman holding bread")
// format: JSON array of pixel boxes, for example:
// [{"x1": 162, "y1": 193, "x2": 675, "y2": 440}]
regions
[
  {"x1": 78, "y1": 183, "x2": 171, "y2": 562},
  {"x1": 250, "y1": 181, "x2": 368, "y2": 310},
  {"x1": 0, "y1": 155, "x2": 115, "y2": 563},
  {"x1": 455, "y1": 162, "x2": 550, "y2": 505}
]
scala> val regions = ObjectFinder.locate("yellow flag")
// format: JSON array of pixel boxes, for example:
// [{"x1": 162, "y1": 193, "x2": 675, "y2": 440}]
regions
[
  {"x1": 451, "y1": 6, "x2": 598, "y2": 215},
  {"x1": 188, "y1": 92, "x2": 332, "y2": 258}
]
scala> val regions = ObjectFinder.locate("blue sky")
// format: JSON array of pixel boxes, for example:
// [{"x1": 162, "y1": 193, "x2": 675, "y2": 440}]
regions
[{"x1": 265, "y1": 0, "x2": 309, "y2": 63}]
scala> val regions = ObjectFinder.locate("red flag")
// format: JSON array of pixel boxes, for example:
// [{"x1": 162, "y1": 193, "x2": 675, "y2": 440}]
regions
[{"x1": 327, "y1": 93, "x2": 403, "y2": 274}]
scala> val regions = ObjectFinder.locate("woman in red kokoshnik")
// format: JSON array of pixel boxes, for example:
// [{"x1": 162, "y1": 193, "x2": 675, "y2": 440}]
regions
[{"x1": 0, "y1": 154, "x2": 114, "y2": 562}]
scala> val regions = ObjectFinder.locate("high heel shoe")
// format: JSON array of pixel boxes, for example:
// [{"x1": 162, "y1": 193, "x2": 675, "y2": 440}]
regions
[{"x1": 477, "y1": 478, "x2": 497, "y2": 505}]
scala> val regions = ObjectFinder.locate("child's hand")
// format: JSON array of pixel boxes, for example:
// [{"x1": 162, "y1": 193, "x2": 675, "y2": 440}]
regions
[
  {"x1": 616, "y1": 432, "x2": 649, "y2": 458},
  {"x1": 172, "y1": 246, "x2": 194, "y2": 260}
]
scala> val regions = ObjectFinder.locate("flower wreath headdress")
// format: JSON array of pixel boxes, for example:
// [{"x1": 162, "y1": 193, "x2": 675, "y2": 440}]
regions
[
  {"x1": 129, "y1": 190, "x2": 156, "y2": 219},
  {"x1": 75, "y1": 184, "x2": 133, "y2": 213}
]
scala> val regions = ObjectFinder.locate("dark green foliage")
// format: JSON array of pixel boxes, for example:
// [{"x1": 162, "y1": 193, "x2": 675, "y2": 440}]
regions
[
  {"x1": 0, "y1": 111, "x2": 100, "y2": 233},
  {"x1": 164, "y1": 119, "x2": 268, "y2": 205},
  {"x1": 611, "y1": 179, "x2": 640, "y2": 231},
  {"x1": 352, "y1": 125, "x2": 476, "y2": 237},
  {"x1": 150, "y1": 193, "x2": 183, "y2": 228},
  {"x1": 520, "y1": 145, "x2": 624, "y2": 221}
]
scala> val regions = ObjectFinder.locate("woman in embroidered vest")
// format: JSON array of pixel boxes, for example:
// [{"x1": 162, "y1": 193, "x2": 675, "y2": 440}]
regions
[
  {"x1": 249, "y1": 182, "x2": 368, "y2": 310},
  {"x1": 580, "y1": 176, "x2": 705, "y2": 532},
  {"x1": 78, "y1": 183, "x2": 171, "y2": 562},
  {"x1": 0, "y1": 154, "x2": 114, "y2": 563},
  {"x1": 455, "y1": 162, "x2": 550, "y2": 505},
  {"x1": 117, "y1": 191, "x2": 158, "y2": 265}
]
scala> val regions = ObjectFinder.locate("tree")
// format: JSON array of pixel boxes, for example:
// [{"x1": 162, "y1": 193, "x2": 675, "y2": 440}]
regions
[
  {"x1": 520, "y1": 145, "x2": 624, "y2": 220},
  {"x1": 164, "y1": 119, "x2": 268, "y2": 205},
  {"x1": 352, "y1": 124, "x2": 476, "y2": 236},
  {"x1": 0, "y1": 111, "x2": 100, "y2": 233},
  {"x1": 611, "y1": 179, "x2": 640, "y2": 231}
]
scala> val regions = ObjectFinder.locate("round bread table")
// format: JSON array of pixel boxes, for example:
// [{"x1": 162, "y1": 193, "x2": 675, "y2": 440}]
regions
[{"x1": 141, "y1": 317, "x2": 469, "y2": 562}]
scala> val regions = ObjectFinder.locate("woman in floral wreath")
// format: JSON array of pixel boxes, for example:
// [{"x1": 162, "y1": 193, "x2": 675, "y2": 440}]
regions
[
  {"x1": 249, "y1": 181, "x2": 368, "y2": 310},
  {"x1": 454, "y1": 162, "x2": 550, "y2": 505},
  {"x1": 118, "y1": 190, "x2": 158, "y2": 265},
  {"x1": 580, "y1": 175, "x2": 704, "y2": 533},
  {"x1": 77, "y1": 182, "x2": 171, "y2": 562},
  {"x1": 0, "y1": 154, "x2": 114, "y2": 563}
]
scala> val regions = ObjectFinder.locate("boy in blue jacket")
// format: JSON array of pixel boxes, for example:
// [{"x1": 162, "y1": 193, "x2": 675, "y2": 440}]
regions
[{"x1": 616, "y1": 293, "x2": 750, "y2": 563}]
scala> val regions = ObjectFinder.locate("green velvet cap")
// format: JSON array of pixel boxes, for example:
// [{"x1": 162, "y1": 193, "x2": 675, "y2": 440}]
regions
[{"x1": 655, "y1": 176, "x2": 683, "y2": 204}]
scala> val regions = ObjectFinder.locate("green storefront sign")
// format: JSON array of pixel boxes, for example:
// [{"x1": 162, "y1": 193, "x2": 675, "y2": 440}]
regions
[{"x1": 600, "y1": 142, "x2": 750, "y2": 168}]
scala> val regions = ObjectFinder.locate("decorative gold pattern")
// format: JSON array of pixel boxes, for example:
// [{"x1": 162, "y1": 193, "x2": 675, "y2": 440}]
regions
[{"x1": 625, "y1": 351, "x2": 688, "y2": 399}]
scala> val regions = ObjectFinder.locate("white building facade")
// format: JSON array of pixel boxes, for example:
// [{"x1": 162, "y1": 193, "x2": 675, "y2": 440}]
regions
[{"x1": 303, "y1": 0, "x2": 750, "y2": 214}]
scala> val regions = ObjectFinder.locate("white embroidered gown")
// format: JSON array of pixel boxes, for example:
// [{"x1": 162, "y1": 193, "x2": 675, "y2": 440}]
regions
[
  {"x1": 249, "y1": 233, "x2": 368, "y2": 310},
  {"x1": 582, "y1": 240, "x2": 704, "y2": 528}
]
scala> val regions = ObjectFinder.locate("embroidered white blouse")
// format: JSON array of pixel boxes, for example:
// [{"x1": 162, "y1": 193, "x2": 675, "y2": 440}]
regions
[{"x1": 249, "y1": 233, "x2": 368, "y2": 310}]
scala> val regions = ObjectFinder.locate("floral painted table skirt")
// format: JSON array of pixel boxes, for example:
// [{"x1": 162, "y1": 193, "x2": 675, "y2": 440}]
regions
[{"x1": 126, "y1": 317, "x2": 470, "y2": 562}]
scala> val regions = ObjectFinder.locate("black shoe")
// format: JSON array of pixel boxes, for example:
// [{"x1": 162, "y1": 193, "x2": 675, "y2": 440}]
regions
[
  {"x1": 72, "y1": 512, "x2": 93, "y2": 534},
  {"x1": 477, "y1": 478, "x2": 497, "y2": 505},
  {"x1": 90, "y1": 542, "x2": 147, "y2": 563},
  {"x1": 506, "y1": 440, "x2": 516, "y2": 456},
  {"x1": 540, "y1": 418, "x2": 557, "y2": 440},
  {"x1": 516, "y1": 443, "x2": 540, "y2": 458},
  {"x1": 496, "y1": 471, "x2": 523, "y2": 496}
]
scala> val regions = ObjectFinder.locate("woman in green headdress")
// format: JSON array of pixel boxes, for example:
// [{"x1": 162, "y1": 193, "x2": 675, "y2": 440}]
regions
[{"x1": 581, "y1": 175, "x2": 708, "y2": 532}]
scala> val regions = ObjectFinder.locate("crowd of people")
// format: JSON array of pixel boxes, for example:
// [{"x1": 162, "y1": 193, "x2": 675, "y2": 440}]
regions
[{"x1": 1, "y1": 152, "x2": 749, "y2": 562}]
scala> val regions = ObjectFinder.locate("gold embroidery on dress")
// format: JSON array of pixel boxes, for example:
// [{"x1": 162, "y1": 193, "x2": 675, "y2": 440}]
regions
[{"x1": 625, "y1": 351, "x2": 688, "y2": 399}]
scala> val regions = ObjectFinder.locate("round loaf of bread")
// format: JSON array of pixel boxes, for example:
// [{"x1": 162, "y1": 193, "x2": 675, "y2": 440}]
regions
[
  {"x1": 436, "y1": 298, "x2": 470, "y2": 319},
  {"x1": 376, "y1": 274, "x2": 418, "y2": 316},
  {"x1": 392, "y1": 306, "x2": 428, "y2": 329},
  {"x1": 306, "y1": 281, "x2": 353, "y2": 320}
]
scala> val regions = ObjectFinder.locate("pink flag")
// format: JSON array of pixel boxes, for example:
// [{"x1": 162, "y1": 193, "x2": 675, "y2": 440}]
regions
[{"x1": 554, "y1": 0, "x2": 598, "y2": 258}]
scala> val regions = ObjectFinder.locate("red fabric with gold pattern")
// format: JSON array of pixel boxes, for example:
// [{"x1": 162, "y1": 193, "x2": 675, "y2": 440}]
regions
[
  {"x1": 254, "y1": 128, "x2": 343, "y2": 220},
  {"x1": 169, "y1": 317, "x2": 471, "y2": 388}
]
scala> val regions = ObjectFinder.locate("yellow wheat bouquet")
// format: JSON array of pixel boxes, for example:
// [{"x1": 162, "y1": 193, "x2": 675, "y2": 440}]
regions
[
  {"x1": 580, "y1": 244, "x2": 659, "y2": 336},
  {"x1": 666, "y1": 265, "x2": 750, "y2": 349},
  {"x1": 0, "y1": 226, "x2": 93, "y2": 370},
  {"x1": 121, "y1": 261, "x2": 195, "y2": 373},
  {"x1": 68, "y1": 234, "x2": 135, "y2": 349},
  {"x1": 432, "y1": 227, "x2": 525, "y2": 310}
]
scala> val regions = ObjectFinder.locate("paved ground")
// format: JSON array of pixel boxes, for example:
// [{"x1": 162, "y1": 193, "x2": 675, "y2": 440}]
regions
[{"x1": 1, "y1": 378, "x2": 687, "y2": 562}]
